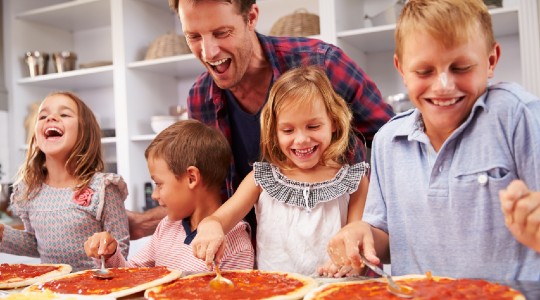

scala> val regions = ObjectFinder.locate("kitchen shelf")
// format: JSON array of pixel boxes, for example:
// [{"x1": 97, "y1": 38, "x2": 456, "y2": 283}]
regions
[
  {"x1": 337, "y1": 7, "x2": 518, "y2": 54},
  {"x1": 19, "y1": 137, "x2": 117, "y2": 151},
  {"x1": 338, "y1": 24, "x2": 396, "y2": 53},
  {"x1": 101, "y1": 137, "x2": 117, "y2": 144},
  {"x1": 16, "y1": 0, "x2": 111, "y2": 31},
  {"x1": 128, "y1": 55, "x2": 204, "y2": 78},
  {"x1": 131, "y1": 134, "x2": 156, "y2": 142},
  {"x1": 17, "y1": 66, "x2": 114, "y2": 89}
]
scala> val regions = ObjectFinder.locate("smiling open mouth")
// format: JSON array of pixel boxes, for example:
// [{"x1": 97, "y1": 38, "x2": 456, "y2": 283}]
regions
[
  {"x1": 292, "y1": 146, "x2": 318, "y2": 157},
  {"x1": 44, "y1": 127, "x2": 64, "y2": 139},
  {"x1": 207, "y1": 58, "x2": 231, "y2": 74},
  {"x1": 429, "y1": 96, "x2": 464, "y2": 107}
]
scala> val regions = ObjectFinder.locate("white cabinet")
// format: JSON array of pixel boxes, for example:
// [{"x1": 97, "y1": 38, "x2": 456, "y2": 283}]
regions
[{"x1": 3, "y1": 0, "x2": 539, "y2": 211}]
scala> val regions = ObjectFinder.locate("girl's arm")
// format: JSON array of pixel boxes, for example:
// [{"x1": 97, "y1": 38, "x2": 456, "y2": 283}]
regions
[
  {"x1": 101, "y1": 183, "x2": 130, "y2": 258},
  {"x1": 0, "y1": 205, "x2": 40, "y2": 257},
  {"x1": 192, "y1": 171, "x2": 260, "y2": 265},
  {"x1": 347, "y1": 176, "x2": 369, "y2": 223}
]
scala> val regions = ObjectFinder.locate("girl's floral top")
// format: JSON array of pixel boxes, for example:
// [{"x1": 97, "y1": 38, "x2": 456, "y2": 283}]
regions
[{"x1": 0, "y1": 173, "x2": 130, "y2": 271}]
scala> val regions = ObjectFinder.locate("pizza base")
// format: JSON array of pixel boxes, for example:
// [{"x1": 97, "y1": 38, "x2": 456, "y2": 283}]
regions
[
  {"x1": 145, "y1": 269, "x2": 318, "y2": 300},
  {"x1": 304, "y1": 274, "x2": 526, "y2": 300},
  {"x1": 23, "y1": 267, "x2": 181, "y2": 299},
  {"x1": 0, "y1": 290, "x2": 114, "y2": 300},
  {"x1": 0, "y1": 264, "x2": 72, "y2": 289}
]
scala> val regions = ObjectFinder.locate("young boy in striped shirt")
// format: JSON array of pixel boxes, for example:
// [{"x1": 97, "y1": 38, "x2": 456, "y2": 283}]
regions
[{"x1": 84, "y1": 120, "x2": 254, "y2": 272}]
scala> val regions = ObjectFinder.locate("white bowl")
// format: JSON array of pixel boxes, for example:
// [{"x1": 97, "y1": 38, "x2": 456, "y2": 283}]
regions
[{"x1": 151, "y1": 115, "x2": 179, "y2": 134}]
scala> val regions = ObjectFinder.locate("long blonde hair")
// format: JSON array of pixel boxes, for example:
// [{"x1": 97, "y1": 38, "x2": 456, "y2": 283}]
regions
[
  {"x1": 15, "y1": 91, "x2": 104, "y2": 200},
  {"x1": 260, "y1": 65, "x2": 353, "y2": 170}
]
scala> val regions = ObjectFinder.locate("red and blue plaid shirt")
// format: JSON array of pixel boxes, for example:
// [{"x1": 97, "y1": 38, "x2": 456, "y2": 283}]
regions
[{"x1": 187, "y1": 33, "x2": 394, "y2": 198}]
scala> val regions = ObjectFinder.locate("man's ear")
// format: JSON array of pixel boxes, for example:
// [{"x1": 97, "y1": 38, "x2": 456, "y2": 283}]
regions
[
  {"x1": 247, "y1": 4, "x2": 259, "y2": 29},
  {"x1": 185, "y1": 166, "x2": 201, "y2": 189}
]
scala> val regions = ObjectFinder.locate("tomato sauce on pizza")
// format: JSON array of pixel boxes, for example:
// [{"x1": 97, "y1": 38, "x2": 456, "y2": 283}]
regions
[
  {"x1": 146, "y1": 270, "x2": 309, "y2": 300},
  {"x1": 313, "y1": 278, "x2": 523, "y2": 299},
  {"x1": 34, "y1": 266, "x2": 170, "y2": 295},
  {"x1": 0, "y1": 264, "x2": 61, "y2": 281}
]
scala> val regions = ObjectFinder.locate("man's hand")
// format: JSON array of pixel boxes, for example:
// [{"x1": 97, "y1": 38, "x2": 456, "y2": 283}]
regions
[{"x1": 126, "y1": 206, "x2": 167, "y2": 240}]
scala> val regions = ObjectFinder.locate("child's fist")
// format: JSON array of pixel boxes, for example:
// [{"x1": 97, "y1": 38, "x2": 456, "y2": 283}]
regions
[{"x1": 84, "y1": 232, "x2": 117, "y2": 259}]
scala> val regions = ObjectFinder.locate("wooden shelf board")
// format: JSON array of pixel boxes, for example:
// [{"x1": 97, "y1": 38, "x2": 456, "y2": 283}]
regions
[
  {"x1": 128, "y1": 54, "x2": 205, "y2": 78},
  {"x1": 17, "y1": 0, "x2": 111, "y2": 32},
  {"x1": 17, "y1": 65, "x2": 114, "y2": 90}
]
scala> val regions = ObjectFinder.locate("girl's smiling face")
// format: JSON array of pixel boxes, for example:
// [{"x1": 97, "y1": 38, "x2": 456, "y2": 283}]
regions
[
  {"x1": 35, "y1": 94, "x2": 79, "y2": 160},
  {"x1": 395, "y1": 28, "x2": 499, "y2": 144},
  {"x1": 276, "y1": 97, "x2": 335, "y2": 170}
]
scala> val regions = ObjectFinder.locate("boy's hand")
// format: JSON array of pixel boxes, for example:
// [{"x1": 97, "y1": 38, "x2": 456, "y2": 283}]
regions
[
  {"x1": 84, "y1": 232, "x2": 118, "y2": 259},
  {"x1": 499, "y1": 180, "x2": 540, "y2": 252},
  {"x1": 317, "y1": 259, "x2": 361, "y2": 278},
  {"x1": 191, "y1": 216, "x2": 226, "y2": 268},
  {"x1": 327, "y1": 220, "x2": 379, "y2": 270}
]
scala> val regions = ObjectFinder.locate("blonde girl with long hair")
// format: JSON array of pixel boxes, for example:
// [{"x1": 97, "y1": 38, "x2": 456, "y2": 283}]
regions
[{"x1": 192, "y1": 65, "x2": 370, "y2": 276}]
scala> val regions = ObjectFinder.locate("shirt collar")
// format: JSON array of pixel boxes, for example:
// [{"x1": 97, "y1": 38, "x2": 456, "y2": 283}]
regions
[{"x1": 182, "y1": 218, "x2": 197, "y2": 245}]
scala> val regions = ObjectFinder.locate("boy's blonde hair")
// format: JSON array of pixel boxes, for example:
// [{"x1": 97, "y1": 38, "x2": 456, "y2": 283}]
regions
[
  {"x1": 260, "y1": 65, "x2": 353, "y2": 169},
  {"x1": 17, "y1": 91, "x2": 104, "y2": 200},
  {"x1": 395, "y1": 0, "x2": 495, "y2": 61},
  {"x1": 145, "y1": 120, "x2": 231, "y2": 192}
]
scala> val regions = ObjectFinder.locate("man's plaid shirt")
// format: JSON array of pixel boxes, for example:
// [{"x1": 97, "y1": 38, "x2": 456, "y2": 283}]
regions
[{"x1": 187, "y1": 32, "x2": 394, "y2": 198}]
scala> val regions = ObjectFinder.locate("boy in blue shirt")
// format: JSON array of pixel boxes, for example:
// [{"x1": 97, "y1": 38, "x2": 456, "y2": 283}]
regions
[{"x1": 325, "y1": 0, "x2": 540, "y2": 280}]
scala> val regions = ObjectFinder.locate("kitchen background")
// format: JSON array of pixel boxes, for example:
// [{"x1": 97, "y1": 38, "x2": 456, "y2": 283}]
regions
[{"x1": 0, "y1": 0, "x2": 539, "y2": 264}]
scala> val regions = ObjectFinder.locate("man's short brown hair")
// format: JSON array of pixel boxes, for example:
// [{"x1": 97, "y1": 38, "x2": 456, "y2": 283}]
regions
[{"x1": 168, "y1": 0, "x2": 256, "y2": 20}]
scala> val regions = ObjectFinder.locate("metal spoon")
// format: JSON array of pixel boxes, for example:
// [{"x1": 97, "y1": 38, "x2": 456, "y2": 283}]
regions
[
  {"x1": 93, "y1": 255, "x2": 113, "y2": 280},
  {"x1": 209, "y1": 260, "x2": 234, "y2": 290},
  {"x1": 359, "y1": 252, "x2": 414, "y2": 298}
]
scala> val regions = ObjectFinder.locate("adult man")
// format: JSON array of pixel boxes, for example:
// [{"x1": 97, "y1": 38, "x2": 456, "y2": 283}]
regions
[{"x1": 128, "y1": 0, "x2": 394, "y2": 239}]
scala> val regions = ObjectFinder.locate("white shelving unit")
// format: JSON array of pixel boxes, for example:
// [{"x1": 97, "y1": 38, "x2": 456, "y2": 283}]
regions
[{"x1": 3, "y1": 0, "x2": 539, "y2": 211}]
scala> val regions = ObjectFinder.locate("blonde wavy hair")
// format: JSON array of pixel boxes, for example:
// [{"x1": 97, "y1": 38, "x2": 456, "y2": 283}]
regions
[
  {"x1": 15, "y1": 91, "x2": 104, "y2": 200},
  {"x1": 395, "y1": 0, "x2": 495, "y2": 62},
  {"x1": 260, "y1": 65, "x2": 353, "y2": 170}
]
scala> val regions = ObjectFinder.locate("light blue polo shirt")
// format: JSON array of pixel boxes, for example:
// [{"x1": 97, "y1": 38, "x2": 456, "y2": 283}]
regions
[{"x1": 363, "y1": 82, "x2": 540, "y2": 280}]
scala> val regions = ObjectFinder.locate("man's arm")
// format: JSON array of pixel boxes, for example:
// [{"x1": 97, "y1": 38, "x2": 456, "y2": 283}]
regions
[{"x1": 126, "y1": 206, "x2": 167, "y2": 240}]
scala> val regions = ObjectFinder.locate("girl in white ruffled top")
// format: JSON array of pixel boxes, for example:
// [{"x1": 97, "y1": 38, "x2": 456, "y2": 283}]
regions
[
  {"x1": 0, "y1": 91, "x2": 129, "y2": 271},
  {"x1": 192, "y1": 66, "x2": 370, "y2": 276}
]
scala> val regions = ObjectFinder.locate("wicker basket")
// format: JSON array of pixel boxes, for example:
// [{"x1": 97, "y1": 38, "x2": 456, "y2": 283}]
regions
[
  {"x1": 483, "y1": 0, "x2": 503, "y2": 8},
  {"x1": 144, "y1": 32, "x2": 191, "y2": 60},
  {"x1": 269, "y1": 9, "x2": 320, "y2": 37}
]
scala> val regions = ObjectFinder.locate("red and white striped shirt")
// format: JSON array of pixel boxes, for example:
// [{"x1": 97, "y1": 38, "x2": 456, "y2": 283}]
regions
[{"x1": 105, "y1": 217, "x2": 254, "y2": 272}]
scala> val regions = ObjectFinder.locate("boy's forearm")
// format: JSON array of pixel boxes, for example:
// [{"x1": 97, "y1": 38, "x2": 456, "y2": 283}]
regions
[{"x1": 371, "y1": 226, "x2": 391, "y2": 263}]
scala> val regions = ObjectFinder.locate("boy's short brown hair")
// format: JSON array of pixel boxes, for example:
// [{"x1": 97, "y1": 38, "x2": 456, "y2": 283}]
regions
[
  {"x1": 395, "y1": 0, "x2": 495, "y2": 61},
  {"x1": 145, "y1": 120, "x2": 231, "y2": 192}
]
